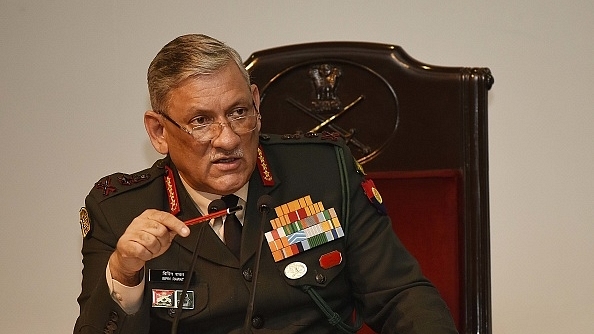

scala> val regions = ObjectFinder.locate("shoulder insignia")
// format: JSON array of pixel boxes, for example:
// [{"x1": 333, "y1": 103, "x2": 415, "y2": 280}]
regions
[
  {"x1": 320, "y1": 131, "x2": 341, "y2": 141},
  {"x1": 91, "y1": 164, "x2": 159, "y2": 199},
  {"x1": 117, "y1": 173, "x2": 151, "y2": 186},
  {"x1": 277, "y1": 131, "x2": 341, "y2": 142},
  {"x1": 361, "y1": 179, "x2": 387, "y2": 215},
  {"x1": 260, "y1": 132, "x2": 345, "y2": 147},
  {"x1": 281, "y1": 132, "x2": 303, "y2": 140},
  {"x1": 94, "y1": 173, "x2": 151, "y2": 197},
  {"x1": 79, "y1": 207, "x2": 92, "y2": 239},
  {"x1": 95, "y1": 176, "x2": 117, "y2": 196}
]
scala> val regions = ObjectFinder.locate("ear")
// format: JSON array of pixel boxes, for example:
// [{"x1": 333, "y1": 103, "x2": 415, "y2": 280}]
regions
[
  {"x1": 251, "y1": 84, "x2": 260, "y2": 110},
  {"x1": 251, "y1": 84, "x2": 262, "y2": 132},
  {"x1": 144, "y1": 110, "x2": 169, "y2": 155}
]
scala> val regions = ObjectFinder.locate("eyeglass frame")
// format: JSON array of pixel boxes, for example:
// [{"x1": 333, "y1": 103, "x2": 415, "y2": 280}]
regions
[{"x1": 156, "y1": 101, "x2": 261, "y2": 143}]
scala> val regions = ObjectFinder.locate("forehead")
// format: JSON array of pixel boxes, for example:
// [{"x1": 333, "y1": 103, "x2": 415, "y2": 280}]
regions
[{"x1": 167, "y1": 64, "x2": 252, "y2": 113}]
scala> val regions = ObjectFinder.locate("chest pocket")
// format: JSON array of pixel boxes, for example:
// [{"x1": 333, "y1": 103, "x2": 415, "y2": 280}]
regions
[
  {"x1": 146, "y1": 246, "x2": 209, "y2": 321},
  {"x1": 272, "y1": 240, "x2": 362, "y2": 334},
  {"x1": 274, "y1": 240, "x2": 346, "y2": 288}
]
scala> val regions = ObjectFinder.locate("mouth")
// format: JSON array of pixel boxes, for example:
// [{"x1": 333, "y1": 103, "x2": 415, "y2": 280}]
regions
[
  {"x1": 211, "y1": 156, "x2": 242, "y2": 173},
  {"x1": 211, "y1": 151, "x2": 244, "y2": 169},
  {"x1": 210, "y1": 148, "x2": 245, "y2": 171},
  {"x1": 213, "y1": 156, "x2": 240, "y2": 164}
]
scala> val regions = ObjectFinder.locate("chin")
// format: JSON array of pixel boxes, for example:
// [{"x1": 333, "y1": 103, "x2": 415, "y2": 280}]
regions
[{"x1": 210, "y1": 176, "x2": 245, "y2": 194}]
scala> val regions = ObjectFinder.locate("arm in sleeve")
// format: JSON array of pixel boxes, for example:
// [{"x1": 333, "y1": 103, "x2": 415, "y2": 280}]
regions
[
  {"x1": 341, "y1": 149, "x2": 458, "y2": 333},
  {"x1": 74, "y1": 195, "x2": 150, "y2": 334}
]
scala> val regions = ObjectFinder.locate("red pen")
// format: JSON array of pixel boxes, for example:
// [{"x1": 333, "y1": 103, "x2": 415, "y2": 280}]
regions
[{"x1": 184, "y1": 205, "x2": 243, "y2": 226}]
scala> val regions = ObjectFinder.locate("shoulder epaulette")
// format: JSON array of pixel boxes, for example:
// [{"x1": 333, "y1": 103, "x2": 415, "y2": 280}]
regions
[
  {"x1": 259, "y1": 131, "x2": 346, "y2": 147},
  {"x1": 81, "y1": 159, "x2": 169, "y2": 239},
  {"x1": 88, "y1": 158, "x2": 167, "y2": 201}
]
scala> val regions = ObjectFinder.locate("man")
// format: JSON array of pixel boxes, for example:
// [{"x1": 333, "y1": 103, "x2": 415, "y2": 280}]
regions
[{"x1": 74, "y1": 34, "x2": 457, "y2": 333}]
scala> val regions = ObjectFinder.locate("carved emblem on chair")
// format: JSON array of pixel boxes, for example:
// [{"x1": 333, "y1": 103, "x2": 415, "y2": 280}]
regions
[
  {"x1": 252, "y1": 59, "x2": 399, "y2": 165},
  {"x1": 308, "y1": 64, "x2": 342, "y2": 112}
]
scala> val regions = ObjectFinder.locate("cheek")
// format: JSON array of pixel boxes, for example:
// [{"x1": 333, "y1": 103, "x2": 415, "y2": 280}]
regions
[
  {"x1": 169, "y1": 139, "x2": 210, "y2": 168},
  {"x1": 244, "y1": 133, "x2": 260, "y2": 156},
  {"x1": 243, "y1": 137, "x2": 260, "y2": 171}
]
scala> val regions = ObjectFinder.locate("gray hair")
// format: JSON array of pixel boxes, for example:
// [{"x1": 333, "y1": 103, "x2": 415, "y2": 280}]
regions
[{"x1": 147, "y1": 34, "x2": 250, "y2": 113}]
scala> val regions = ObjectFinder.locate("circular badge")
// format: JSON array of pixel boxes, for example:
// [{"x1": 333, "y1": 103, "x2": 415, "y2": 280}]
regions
[{"x1": 284, "y1": 261, "x2": 308, "y2": 280}]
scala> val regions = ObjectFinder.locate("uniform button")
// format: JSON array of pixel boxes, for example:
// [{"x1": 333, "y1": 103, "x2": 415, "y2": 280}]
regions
[
  {"x1": 315, "y1": 273, "x2": 326, "y2": 284},
  {"x1": 168, "y1": 308, "x2": 177, "y2": 318},
  {"x1": 242, "y1": 268, "x2": 253, "y2": 281},
  {"x1": 109, "y1": 310, "x2": 119, "y2": 321},
  {"x1": 105, "y1": 320, "x2": 117, "y2": 330},
  {"x1": 251, "y1": 315, "x2": 264, "y2": 329}
]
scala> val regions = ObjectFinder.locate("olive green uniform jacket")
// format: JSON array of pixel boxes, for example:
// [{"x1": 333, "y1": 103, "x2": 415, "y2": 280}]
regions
[{"x1": 74, "y1": 134, "x2": 457, "y2": 334}]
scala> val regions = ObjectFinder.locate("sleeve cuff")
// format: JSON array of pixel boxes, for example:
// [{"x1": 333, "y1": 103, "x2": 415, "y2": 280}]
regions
[{"x1": 106, "y1": 260, "x2": 145, "y2": 314}]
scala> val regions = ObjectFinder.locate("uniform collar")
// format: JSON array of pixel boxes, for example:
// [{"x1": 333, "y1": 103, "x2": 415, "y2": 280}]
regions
[
  {"x1": 178, "y1": 174, "x2": 248, "y2": 240},
  {"x1": 178, "y1": 175, "x2": 248, "y2": 215}
]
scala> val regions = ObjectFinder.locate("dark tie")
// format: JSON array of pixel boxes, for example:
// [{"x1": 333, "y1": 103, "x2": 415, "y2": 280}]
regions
[{"x1": 222, "y1": 194, "x2": 242, "y2": 259}]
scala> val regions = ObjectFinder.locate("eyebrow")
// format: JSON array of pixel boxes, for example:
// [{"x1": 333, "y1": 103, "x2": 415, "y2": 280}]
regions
[
  {"x1": 186, "y1": 100, "x2": 253, "y2": 121},
  {"x1": 182, "y1": 93, "x2": 253, "y2": 117}
]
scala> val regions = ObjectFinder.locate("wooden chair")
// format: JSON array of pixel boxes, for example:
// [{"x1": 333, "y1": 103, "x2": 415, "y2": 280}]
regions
[{"x1": 245, "y1": 42, "x2": 493, "y2": 334}]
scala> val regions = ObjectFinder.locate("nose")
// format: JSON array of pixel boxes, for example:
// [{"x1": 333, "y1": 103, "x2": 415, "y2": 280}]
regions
[{"x1": 210, "y1": 122, "x2": 240, "y2": 149}]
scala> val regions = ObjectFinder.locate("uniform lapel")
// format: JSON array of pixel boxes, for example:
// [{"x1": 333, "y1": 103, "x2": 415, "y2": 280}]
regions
[
  {"x1": 167, "y1": 164, "x2": 240, "y2": 268},
  {"x1": 240, "y1": 158, "x2": 281, "y2": 265},
  {"x1": 165, "y1": 144, "x2": 282, "y2": 269}
]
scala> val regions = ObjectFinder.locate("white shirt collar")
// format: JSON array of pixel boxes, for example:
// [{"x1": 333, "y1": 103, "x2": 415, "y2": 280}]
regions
[{"x1": 178, "y1": 174, "x2": 248, "y2": 240}]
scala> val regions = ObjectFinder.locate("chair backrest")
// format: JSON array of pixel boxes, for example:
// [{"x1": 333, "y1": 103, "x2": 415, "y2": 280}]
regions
[{"x1": 245, "y1": 42, "x2": 493, "y2": 334}]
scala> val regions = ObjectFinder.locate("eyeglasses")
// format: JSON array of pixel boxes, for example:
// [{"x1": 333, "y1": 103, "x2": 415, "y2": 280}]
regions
[{"x1": 157, "y1": 102, "x2": 260, "y2": 143}]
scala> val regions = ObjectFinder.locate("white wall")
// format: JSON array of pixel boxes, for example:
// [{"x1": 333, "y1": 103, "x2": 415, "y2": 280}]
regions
[{"x1": 1, "y1": 1, "x2": 592, "y2": 333}]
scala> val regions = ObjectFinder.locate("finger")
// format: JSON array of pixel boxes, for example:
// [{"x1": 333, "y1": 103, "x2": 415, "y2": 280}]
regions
[
  {"x1": 138, "y1": 219, "x2": 170, "y2": 241},
  {"x1": 118, "y1": 225, "x2": 163, "y2": 259},
  {"x1": 143, "y1": 209, "x2": 190, "y2": 238},
  {"x1": 135, "y1": 228, "x2": 164, "y2": 255},
  {"x1": 115, "y1": 235, "x2": 154, "y2": 266}
]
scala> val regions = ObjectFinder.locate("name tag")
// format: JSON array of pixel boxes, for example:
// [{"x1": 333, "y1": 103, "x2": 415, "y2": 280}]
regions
[{"x1": 148, "y1": 269, "x2": 188, "y2": 283}]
